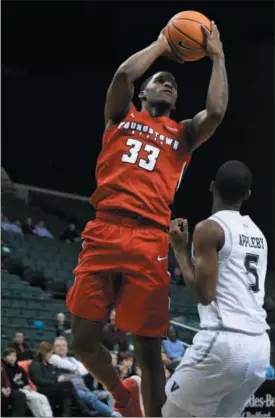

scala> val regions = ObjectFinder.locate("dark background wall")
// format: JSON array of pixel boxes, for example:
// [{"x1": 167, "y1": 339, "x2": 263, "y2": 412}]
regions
[{"x1": 2, "y1": 1, "x2": 274, "y2": 267}]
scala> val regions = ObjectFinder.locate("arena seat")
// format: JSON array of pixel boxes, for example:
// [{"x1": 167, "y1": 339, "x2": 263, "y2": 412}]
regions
[{"x1": 1, "y1": 271, "x2": 69, "y2": 350}]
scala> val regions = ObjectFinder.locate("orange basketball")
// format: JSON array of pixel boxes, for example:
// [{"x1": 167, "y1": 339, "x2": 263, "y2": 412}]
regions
[{"x1": 165, "y1": 11, "x2": 211, "y2": 62}]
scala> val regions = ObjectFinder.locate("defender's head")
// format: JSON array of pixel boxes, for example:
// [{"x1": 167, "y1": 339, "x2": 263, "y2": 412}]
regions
[
  {"x1": 210, "y1": 160, "x2": 252, "y2": 208},
  {"x1": 139, "y1": 71, "x2": 178, "y2": 110}
]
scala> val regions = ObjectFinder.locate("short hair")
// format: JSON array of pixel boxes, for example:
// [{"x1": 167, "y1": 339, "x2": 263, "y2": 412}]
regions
[
  {"x1": 215, "y1": 160, "x2": 252, "y2": 203},
  {"x1": 119, "y1": 351, "x2": 135, "y2": 361},
  {"x1": 54, "y1": 336, "x2": 67, "y2": 344},
  {"x1": 3, "y1": 347, "x2": 16, "y2": 357},
  {"x1": 140, "y1": 71, "x2": 176, "y2": 93},
  {"x1": 140, "y1": 75, "x2": 154, "y2": 92}
]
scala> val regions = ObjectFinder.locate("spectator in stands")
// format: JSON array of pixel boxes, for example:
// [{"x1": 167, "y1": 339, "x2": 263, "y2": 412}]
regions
[
  {"x1": 55, "y1": 312, "x2": 71, "y2": 337},
  {"x1": 60, "y1": 223, "x2": 81, "y2": 243},
  {"x1": 161, "y1": 347, "x2": 173, "y2": 368},
  {"x1": 29, "y1": 341, "x2": 75, "y2": 417},
  {"x1": 50, "y1": 337, "x2": 119, "y2": 416},
  {"x1": 3, "y1": 348, "x2": 53, "y2": 417},
  {"x1": 11, "y1": 220, "x2": 23, "y2": 235},
  {"x1": 1, "y1": 216, "x2": 23, "y2": 234},
  {"x1": 1, "y1": 359, "x2": 28, "y2": 417},
  {"x1": 162, "y1": 324, "x2": 185, "y2": 364},
  {"x1": 1, "y1": 215, "x2": 14, "y2": 232},
  {"x1": 117, "y1": 352, "x2": 136, "y2": 380},
  {"x1": 102, "y1": 309, "x2": 129, "y2": 352},
  {"x1": 33, "y1": 220, "x2": 54, "y2": 239},
  {"x1": 21, "y1": 217, "x2": 34, "y2": 235},
  {"x1": 9, "y1": 332, "x2": 33, "y2": 361}
]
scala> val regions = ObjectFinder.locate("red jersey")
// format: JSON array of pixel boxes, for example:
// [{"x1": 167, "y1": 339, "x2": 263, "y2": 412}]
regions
[{"x1": 90, "y1": 105, "x2": 191, "y2": 228}]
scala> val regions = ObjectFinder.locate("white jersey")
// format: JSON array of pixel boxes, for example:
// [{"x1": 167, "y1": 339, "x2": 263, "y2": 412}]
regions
[{"x1": 196, "y1": 210, "x2": 269, "y2": 335}]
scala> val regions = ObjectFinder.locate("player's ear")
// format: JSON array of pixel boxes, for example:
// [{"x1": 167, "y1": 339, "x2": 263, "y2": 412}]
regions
[
  {"x1": 138, "y1": 90, "x2": 146, "y2": 101},
  {"x1": 243, "y1": 190, "x2": 251, "y2": 201},
  {"x1": 209, "y1": 181, "x2": 215, "y2": 193}
]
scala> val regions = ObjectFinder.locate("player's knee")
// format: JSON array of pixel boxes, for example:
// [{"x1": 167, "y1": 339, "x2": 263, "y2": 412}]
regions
[
  {"x1": 71, "y1": 329, "x2": 100, "y2": 359},
  {"x1": 72, "y1": 333, "x2": 97, "y2": 359},
  {"x1": 71, "y1": 316, "x2": 103, "y2": 359}
]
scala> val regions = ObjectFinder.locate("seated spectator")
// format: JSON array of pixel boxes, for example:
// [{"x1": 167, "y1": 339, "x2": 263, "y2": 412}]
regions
[
  {"x1": 102, "y1": 309, "x2": 129, "y2": 352},
  {"x1": 11, "y1": 220, "x2": 23, "y2": 235},
  {"x1": 1, "y1": 216, "x2": 14, "y2": 232},
  {"x1": 55, "y1": 312, "x2": 71, "y2": 337},
  {"x1": 3, "y1": 348, "x2": 52, "y2": 417},
  {"x1": 21, "y1": 217, "x2": 34, "y2": 235},
  {"x1": 33, "y1": 221, "x2": 54, "y2": 239},
  {"x1": 60, "y1": 223, "x2": 81, "y2": 243},
  {"x1": 161, "y1": 347, "x2": 173, "y2": 367},
  {"x1": 29, "y1": 341, "x2": 75, "y2": 417},
  {"x1": 1, "y1": 216, "x2": 23, "y2": 234},
  {"x1": 117, "y1": 352, "x2": 136, "y2": 380},
  {"x1": 1, "y1": 360, "x2": 28, "y2": 417},
  {"x1": 162, "y1": 325, "x2": 185, "y2": 363},
  {"x1": 50, "y1": 337, "x2": 119, "y2": 417},
  {"x1": 9, "y1": 332, "x2": 33, "y2": 361}
]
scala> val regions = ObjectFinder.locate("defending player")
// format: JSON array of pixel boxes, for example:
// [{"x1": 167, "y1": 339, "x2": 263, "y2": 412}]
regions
[
  {"x1": 66, "y1": 23, "x2": 228, "y2": 417},
  {"x1": 163, "y1": 160, "x2": 270, "y2": 417}
]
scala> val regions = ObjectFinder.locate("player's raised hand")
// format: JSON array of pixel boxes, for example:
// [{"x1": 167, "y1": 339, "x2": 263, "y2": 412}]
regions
[
  {"x1": 201, "y1": 21, "x2": 224, "y2": 59},
  {"x1": 169, "y1": 218, "x2": 189, "y2": 251},
  {"x1": 158, "y1": 28, "x2": 185, "y2": 63}
]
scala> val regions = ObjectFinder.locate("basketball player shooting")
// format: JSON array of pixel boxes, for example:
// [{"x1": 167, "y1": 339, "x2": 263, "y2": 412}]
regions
[
  {"x1": 163, "y1": 161, "x2": 270, "y2": 417},
  {"x1": 66, "y1": 21, "x2": 228, "y2": 417}
]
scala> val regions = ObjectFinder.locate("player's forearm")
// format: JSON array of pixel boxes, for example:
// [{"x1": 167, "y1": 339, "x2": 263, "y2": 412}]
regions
[
  {"x1": 117, "y1": 41, "x2": 166, "y2": 82},
  {"x1": 174, "y1": 247, "x2": 204, "y2": 304},
  {"x1": 206, "y1": 55, "x2": 228, "y2": 119}
]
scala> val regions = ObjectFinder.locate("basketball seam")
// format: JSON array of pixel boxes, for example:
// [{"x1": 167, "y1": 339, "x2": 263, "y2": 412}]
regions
[
  {"x1": 167, "y1": 25, "x2": 185, "y2": 61},
  {"x1": 172, "y1": 21, "x2": 206, "y2": 50}
]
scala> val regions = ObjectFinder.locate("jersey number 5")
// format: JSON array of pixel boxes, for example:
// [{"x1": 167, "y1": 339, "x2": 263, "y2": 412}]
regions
[
  {"x1": 244, "y1": 253, "x2": 260, "y2": 293},
  {"x1": 121, "y1": 138, "x2": 160, "y2": 172}
]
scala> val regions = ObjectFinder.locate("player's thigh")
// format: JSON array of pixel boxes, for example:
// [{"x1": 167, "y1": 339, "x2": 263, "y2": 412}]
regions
[
  {"x1": 215, "y1": 374, "x2": 266, "y2": 417},
  {"x1": 215, "y1": 337, "x2": 270, "y2": 417},
  {"x1": 162, "y1": 399, "x2": 192, "y2": 417},
  {"x1": 115, "y1": 271, "x2": 170, "y2": 337},
  {"x1": 67, "y1": 272, "x2": 119, "y2": 323},
  {"x1": 116, "y1": 226, "x2": 170, "y2": 337},
  {"x1": 165, "y1": 331, "x2": 231, "y2": 417}
]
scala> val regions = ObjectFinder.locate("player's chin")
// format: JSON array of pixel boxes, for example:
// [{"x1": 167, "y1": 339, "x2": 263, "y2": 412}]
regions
[{"x1": 156, "y1": 95, "x2": 175, "y2": 107}]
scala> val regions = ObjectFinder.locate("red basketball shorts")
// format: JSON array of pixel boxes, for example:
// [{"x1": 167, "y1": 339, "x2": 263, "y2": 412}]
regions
[{"x1": 66, "y1": 212, "x2": 170, "y2": 337}]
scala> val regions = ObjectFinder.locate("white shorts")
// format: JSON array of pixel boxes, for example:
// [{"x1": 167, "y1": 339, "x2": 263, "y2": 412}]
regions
[{"x1": 162, "y1": 330, "x2": 270, "y2": 417}]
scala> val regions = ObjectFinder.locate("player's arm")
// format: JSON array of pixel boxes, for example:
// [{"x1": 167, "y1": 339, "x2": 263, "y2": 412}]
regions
[
  {"x1": 169, "y1": 218, "x2": 224, "y2": 305},
  {"x1": 182, "y1": 22, "x2": 228, "y2": 152},
  {"x1": 104, "y1": 34, "x2": 170, "y2": 128}
]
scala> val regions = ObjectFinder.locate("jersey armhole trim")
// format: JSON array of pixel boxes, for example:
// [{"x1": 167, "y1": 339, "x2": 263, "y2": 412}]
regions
[
  {"x1": 104, "y1": 104, "x2": 136, "y2": 134},
  {"x1": 210, "y1": 215, "x2": 234, "y2": 264}
]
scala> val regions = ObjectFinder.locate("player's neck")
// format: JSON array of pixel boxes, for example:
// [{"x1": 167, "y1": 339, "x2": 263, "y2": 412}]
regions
[
  {"x1": 212, "y1": 202, "x2": 241, "y2": 215},
  {"x1": 143, "y1": 103, "x2": 171, "y2": 118}
]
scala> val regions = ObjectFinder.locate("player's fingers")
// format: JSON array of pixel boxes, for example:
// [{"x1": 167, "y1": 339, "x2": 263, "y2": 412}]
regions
[
  {"x1": 201, "y1": 24, "x2": 210, "y2": 37},
  {"x1": 182, "y1": 219, "x2": 188, "y2": 228},
  {"x1": 170, "y1": 219, "x2": 183, "y2": 233},
  {"x1": 211, "y1": 22, "x2": 220, "y2": 39}
]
